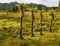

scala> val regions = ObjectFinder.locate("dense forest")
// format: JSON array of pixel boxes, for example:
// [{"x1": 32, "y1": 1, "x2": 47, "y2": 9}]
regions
[{"x1": 0, "y1": 2, "x2": 58, "y2": 11}]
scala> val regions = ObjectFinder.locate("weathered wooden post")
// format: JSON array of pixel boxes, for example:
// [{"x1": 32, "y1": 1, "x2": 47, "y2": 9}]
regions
[
  {"x1": 20, "y1": 5, "x2": 24, "y2": 39},
  {"x1": 40, "y1": 11, "x2": 43, "y2": 35},
  {"x1": 50, "y1": 12, "x2": 54, "y2": 32},
  {"x1": 31, "y1": 10, "x2": 35, "y2": 37}
]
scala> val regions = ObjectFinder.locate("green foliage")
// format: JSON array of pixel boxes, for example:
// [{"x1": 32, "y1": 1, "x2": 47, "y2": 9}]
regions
[
  {"x1": 28, "y1": 4, "x2": 38, "y2": 12},
  {"x1": 42, "y1": 5, "x2": 46, "y2": 11},
  {"x1": 5, "y1": 5, "x2": 12, "y2": 12},
  {"x1": 12, "y1": 6, "x2": 19, "y2": 12},
  {"x1": 0, "y1": 2, "x2": 58, "y2": 12}
]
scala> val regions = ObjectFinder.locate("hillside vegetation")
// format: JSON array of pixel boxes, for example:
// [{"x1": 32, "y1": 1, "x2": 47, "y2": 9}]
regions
[{"x1": 0, "y1": 11, "x2": 60, "y2": 46}]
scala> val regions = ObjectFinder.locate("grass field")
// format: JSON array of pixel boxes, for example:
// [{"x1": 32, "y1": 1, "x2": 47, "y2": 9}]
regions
[{"x1": 0, "y1": 11, "x2": 60, "y2": 46}]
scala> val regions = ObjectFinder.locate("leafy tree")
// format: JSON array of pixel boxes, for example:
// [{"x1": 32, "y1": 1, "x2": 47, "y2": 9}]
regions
[
  {"x1": 12, "y1": 6, "x2": 19, "y2": 12},
  {"x1": 42, "y1": 5, "x2": 46, "y2": 12},
  {"x1": 5, "y1": 5, "x2": 11, "y2": 14},
  {"x1": 29, "y1": 4, "x2": 37, "y2": 12}
]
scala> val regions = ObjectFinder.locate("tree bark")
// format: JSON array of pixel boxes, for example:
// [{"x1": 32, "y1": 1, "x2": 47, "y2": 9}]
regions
[
  {"x1": 20, "y1": 16, "x2": 24, "y2": 39},
  {"x1": 31, "y1": 11, "x2": 34, "y2": 37},
  {"x1": 40, "y1": 17, "x2": 43, "y2": 35},
  {"x1": 50, "y1": 13, "x2": 54, "y2": 32},
  {"x1": 50, "y1": 19, "x2": 53, "y2": 32},
  {"x1": 40, "y1": 12, "x2": 43, "y2": 35},
  {"x1": 31, "y1": 21, "x2": 34, "y2": 37}
]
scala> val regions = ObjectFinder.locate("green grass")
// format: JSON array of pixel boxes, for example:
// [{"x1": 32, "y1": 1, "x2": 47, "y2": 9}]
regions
[{"x1": 0, "y1": 11, "x2": 60, "y2": 46}]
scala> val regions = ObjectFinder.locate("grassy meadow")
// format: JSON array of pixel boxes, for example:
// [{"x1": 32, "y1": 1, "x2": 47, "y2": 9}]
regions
[{"x1": 0, "y1": 11, "x2": 60, "y2": 46}]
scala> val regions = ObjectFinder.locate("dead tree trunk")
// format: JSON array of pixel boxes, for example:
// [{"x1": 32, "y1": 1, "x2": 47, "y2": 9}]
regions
[
  {"x1": 40, "y1": 12, "x2": 43, "y2": 35},
  {"x1": 50, "y1": 19, "x2": 53, "y2": 32},
  {"x1": 20, "y1": 6, "x2": 24, "y2": 39},
  {"x1": 31, "y1": 11, "x2": 34, "y2": 37},
  {"x1": 20, "y1": 16, "x2": 24, "y2": 39},
  {"x1": 31, "y1": 21, "x2": 34, "y2": 37},
  {"x1": 50, "y1": 13, "x2": 54, "y2": 32}
]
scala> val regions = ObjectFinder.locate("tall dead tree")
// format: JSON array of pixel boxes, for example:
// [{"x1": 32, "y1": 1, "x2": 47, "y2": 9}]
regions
[
  {"x1": 50, "y1": 12, "x2": 54, "y2": 32},
  {"x1": 40, "y1": 11, "x2": 43, "y2": 35},
  {"x1": 31, "y1": 10, "x2": 35, "y2": 37},
  {"x1": 20, "y1": 5, "x2": 24, "y2": 39},
  {"x1": 30, "y1": 4, "x2": 37, "y2": 37}
]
